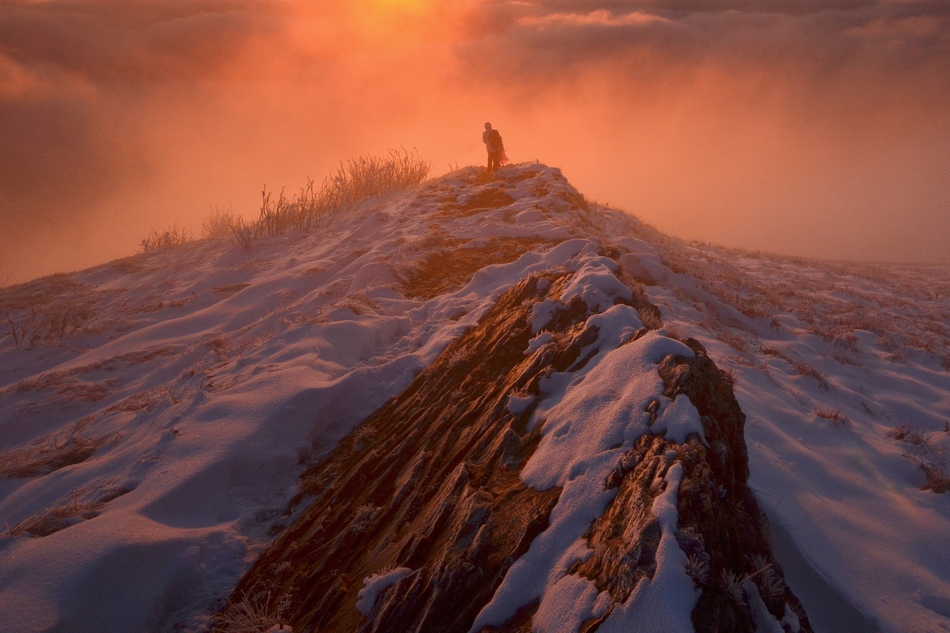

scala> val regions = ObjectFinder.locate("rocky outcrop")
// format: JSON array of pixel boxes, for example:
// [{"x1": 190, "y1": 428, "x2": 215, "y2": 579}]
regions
[{"x1": 218, "y1": 250, "x2": 811, "y2": 633}]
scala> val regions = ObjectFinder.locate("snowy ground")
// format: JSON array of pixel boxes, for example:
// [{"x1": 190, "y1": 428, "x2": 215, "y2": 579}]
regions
[
  {"x1": 636, "y1": 232, "x2": 950, "y2": 633},
  {"x1": 1, "y1": 163, "x2": 948, "y2": 632}
]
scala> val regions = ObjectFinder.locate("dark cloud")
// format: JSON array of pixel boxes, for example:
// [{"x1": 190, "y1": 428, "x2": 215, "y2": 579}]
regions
[
  {"x1": 0, "y1": 0, "x2": 282, "y2": 81},
  {"x1": 456, "y1": 0, "x2": 950, "y2": 86},
  {"x1": 0, "y1": 0, "x2": 292, "y2": 279}
]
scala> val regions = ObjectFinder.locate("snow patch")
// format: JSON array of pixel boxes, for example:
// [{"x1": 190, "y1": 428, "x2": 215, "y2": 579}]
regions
[{"x1": 356, "y1": 567, "x2": 414, "y2": 616}]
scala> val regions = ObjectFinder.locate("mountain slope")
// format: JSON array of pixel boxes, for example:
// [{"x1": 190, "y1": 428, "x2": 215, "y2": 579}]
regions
[{"x1": 0, "y1": 164, "x2": 947, "y2": 633}]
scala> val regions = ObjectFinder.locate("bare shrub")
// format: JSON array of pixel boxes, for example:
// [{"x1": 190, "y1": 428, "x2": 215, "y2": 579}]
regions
[
  {"x1": 140, "y1": 225, "x2": 192, "y2": 252},
  {"x1": 352, "y1": 426, "x2": 375, "y2": 452},
  {"x1": 906, "y1": 430, "x2": 931, "y2": 447},
  {"x1": 760, "y1": 345, "x2": 787, "y2": 359},
  {"x1": 230, "y1": 217, "x2": 254, "y2": 250},
  {"x1": 203, "y1": 205, "x2": 236, "y2": 239}
]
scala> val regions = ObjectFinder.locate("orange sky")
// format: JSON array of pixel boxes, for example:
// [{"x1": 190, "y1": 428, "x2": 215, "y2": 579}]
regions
[{"x1": 1, "y1": 0, "x2": 949, "y2": 285}]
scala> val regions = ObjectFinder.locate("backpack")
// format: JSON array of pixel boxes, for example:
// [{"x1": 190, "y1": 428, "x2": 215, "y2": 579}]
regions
[{"x1": 489, "y1": 129, "x2": 503, "y2": 149}]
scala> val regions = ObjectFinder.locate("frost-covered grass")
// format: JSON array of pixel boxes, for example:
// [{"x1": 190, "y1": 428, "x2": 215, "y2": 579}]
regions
[
  {"x1": 0, "y1": 424, "x2": 113, "y2": 478},
  {"x1": 214, "y1": 591, "x2": 292, "y2": 633},
  {"x1": 202, "y1": 206, "x2": 237, "y2": 240},
  {"x1": 140, "y1": 225, "x2": 192, "y2": 253},
  {"x1": 233, "y1": 148, "x2": 431, "y2": 247}
]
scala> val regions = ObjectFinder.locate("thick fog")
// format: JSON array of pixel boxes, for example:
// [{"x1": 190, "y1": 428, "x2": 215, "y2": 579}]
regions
[{"x1": 2, "y1": 0, "x2": 948, "y2": 285}]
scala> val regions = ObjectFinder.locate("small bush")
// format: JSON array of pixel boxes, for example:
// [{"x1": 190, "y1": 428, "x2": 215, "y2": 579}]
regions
[{"x1": 140, "y1": 225, "x2": 192, "y2": 252}]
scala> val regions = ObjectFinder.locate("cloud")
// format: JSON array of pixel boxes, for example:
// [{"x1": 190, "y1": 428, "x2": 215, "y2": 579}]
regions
[
  {"x1": 1, "y1": 0, "x2": 947, "y2": 285},
  {"x1": 457, "y1": 0, "x2": 950, "y2": 85},
  {"x1": 0, "y1": 0, "x2": 295, "y2": 280}
]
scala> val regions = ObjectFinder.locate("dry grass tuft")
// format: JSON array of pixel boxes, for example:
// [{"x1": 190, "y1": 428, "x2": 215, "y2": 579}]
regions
[
  {"x1": 215, "y1": 590, "x2": 292, "y2": 633},
  {"x1": 203, "y1": 205, "x2": 237, "y2": 239},
  {"x1": 815, "y1": 406, "x2": 848, "y2": 427},
  {"x1": 888, "y1": 424, "x2": 930, "y2": 446},
  {"x1": 0, "y1": 427, "x2": 116, "y2": 478},
  {"x1": 721, "y1": 569, "x2": 745, "y2": 605},
  {"x1": 236, "y1": 148, "x2": 430, "y2": 248},
  {"x1": 140, "y1": 225, "x2": 192, "y2": 253},
  {"x1": 684, "y1": 553, "x2": 711, "y2": 586},
  {"x1": 6, "y1": 490, "x2": 101, "y2": 537},
  {"x1": 5, "y1": 300, "x2": 99, "y2": 347},
  {"x1": 920, "y1": 462, "x2": 950, "y2": 494},
  {"x1": 4, "y1": 485, "x2": 130, "y2": 537}
]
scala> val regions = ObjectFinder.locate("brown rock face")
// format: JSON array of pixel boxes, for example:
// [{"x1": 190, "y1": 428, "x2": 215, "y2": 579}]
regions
[{"x1": 217, "y1": 254, "x2": 812, "y2": 633}]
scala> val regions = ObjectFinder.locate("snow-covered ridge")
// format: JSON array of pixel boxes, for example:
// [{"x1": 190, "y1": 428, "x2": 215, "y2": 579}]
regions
[
  {"x1": 1, "y1": 162, "x2": 948, "y2": 632},
  {"x1": 0, "y1": 164, "x2": 628, "y2": 631}
]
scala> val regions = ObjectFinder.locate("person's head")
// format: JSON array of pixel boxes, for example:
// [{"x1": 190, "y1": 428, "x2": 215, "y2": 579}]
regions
[{"x1": 484, "y1": 122, "x2": 492, "y2": 131}]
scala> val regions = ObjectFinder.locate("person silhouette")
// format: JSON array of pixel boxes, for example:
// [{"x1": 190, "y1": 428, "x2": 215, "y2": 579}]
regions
[{"x1": 482, "y1": 122, "x2": 504, "y2": 174}]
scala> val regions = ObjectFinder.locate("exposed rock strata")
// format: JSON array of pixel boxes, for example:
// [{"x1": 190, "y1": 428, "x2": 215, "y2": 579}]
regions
[{"x1": 219, "y1": 254, "x2": 812, "y2": 633}]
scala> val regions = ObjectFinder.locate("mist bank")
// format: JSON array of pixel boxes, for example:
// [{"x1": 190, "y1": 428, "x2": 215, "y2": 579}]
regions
[{"x1": 2, "y1": 0, "x2": 949, "y2": 285}]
